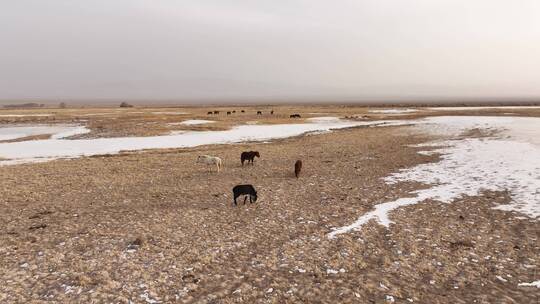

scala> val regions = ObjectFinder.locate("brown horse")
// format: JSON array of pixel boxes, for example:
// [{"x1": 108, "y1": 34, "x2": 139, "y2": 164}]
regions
[
  {"x1": 241, "y1": 151, "x2": 260, "y2": 166},
  {"x1": 294, "y1": 160, "x2": 302, "y2": 178}
]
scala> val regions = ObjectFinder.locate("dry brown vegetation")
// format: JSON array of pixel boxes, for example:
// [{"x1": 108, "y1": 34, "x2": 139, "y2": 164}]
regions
[{"x1": 0, "y1": 106, "x2": 539, "y2": 303}]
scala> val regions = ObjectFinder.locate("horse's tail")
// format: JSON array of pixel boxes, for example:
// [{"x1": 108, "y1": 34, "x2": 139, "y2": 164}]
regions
[{"x1": 295, "y1": 160, "x2": 302, "y2": 178}]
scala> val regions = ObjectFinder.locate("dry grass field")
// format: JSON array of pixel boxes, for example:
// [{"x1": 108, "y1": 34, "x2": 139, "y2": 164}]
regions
[{"x1": 0, "y1": 105, "x2": 539, "y2": 303}]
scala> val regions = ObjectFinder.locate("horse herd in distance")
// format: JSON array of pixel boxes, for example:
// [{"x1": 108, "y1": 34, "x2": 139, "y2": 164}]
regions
[
  {"x1": 196, "y1": 151, "x2": 303, "y2": 206},
  {"x1": 206, "y1": 110, "x2": 302, "y2": 118}
]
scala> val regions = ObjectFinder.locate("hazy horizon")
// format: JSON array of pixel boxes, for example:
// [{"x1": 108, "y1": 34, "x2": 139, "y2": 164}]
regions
[{"x1": 2, "y1": 1, "x2": 540, "y2": 103}]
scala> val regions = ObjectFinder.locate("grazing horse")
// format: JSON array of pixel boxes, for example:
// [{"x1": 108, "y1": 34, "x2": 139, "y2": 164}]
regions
[
  {"x1": 290, "y1": 114, "x2": 301, "y2": 118},
  {"x1": 270, "y1": 110, "x2": 274, "y2": 115},
  {"x1": 227, "y1": 111, "x2": 231, "y2": 115},
  {"x1": 207, "y1": 111, "x2": 213, "y2": 115},
  {"x1": 257, "y1": 111, "x2": 262, "y2": 115},
  {"x1": 196, "y1": 155, "x2": 222, "y2": 172},
  {"x1": 241, "y1": 110, "x2": 245, "y2": 113},
  {"x1": 232, "y1": 184, "x2": 258, "y2": 206},
  {"x1": 241, "y1": 151, "x2": 260, "y2": 166},
  {"x1": 213, "y1": 111, "x2": 219, "y2": 114},
  {"x1": 294, "y1": 160, "x2": 302, "y2": 178},
  {"x1": 232, "y1": 110, "x2": 236, "y2": 113}
]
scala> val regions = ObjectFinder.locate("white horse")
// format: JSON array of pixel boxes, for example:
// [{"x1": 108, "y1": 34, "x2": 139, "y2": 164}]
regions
[{"x1": 196, "y1": 155, "x2": 223, "y2": 172}]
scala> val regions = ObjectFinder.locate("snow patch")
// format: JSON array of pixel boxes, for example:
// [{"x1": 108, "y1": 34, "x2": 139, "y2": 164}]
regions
[
  {"x1": 0, "y1": 117, "x2": 395, "y2": 165},
  {"x1": 329, "y1": 116, "x2": 540, "y2": 238},
  {"x1": 0, "y1": 125, "x2": 89, "y2": 141},
  {"x1": 518, "y1": 280, "x2": 540, "y2": 288},
  {"x1": 152, "y1": 112, "x2": 189, "y2": 115},
  {"x1": 370, "y1": 109, "x2": 418, "y2": 114},
  {"x1": 429, "y1": 106, "x2": 540, "y2": 111},
  {"x1": 179, "y1": 120, "x2": 215, "y2": 125}
]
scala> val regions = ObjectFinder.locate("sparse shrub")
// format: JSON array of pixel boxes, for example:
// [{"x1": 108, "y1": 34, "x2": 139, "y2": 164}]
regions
[{"x1": 119, "y1": 102, "x2": 133, "y2": 108}]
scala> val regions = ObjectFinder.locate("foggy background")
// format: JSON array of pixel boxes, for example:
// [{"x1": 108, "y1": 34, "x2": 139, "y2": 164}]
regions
[{"x1": 1, "y1": 1, "x2": 540, "y2": 104}]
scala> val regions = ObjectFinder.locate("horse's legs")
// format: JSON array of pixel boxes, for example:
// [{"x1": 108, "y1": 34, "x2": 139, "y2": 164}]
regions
[
  {"x1": 234, "y1": 196, "x2": 238, "y2": 206},
  {"x1": 243, "y1": 196, "x2": 248, "y2": 205},
  {"x1": 249, "y1": 195, "x2": 253, "y2": 203}
]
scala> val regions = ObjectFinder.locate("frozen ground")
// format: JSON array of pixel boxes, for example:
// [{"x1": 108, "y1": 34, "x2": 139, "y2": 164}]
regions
[
  {"x1": 0, "y1": 118, "x2": 394, "y2": 165},
  {"x1": 0, "y1": 125, "x2": 90, "y2": 141},
  {"x1": 329, "y1": 116, "x2": 540, "y2": 238}
]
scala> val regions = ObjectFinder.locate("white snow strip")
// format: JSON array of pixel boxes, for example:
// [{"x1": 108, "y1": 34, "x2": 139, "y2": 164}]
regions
[
  {"x1": 329, "y1": 116, "x2": 540, "y2": 238},
  {"x1": 307, "y1": 116, "x2": 341, "y2": 122},
  {"x1": 0, "y1": 125, "x2": 90, "y2": 141},
  {"x1": 179, "y1": 119, "x2": 215, "y2": 125},
  {"x1": 151, "y1": 112, "x2": 189, "y2": 115},
  {"x1": 429, "y1": 106, "x2": 540, "y2": 111},
  {"x1": 51, "y1": 126, "x2": 91, "y2": 139},
  {"x1": 370, "y1": 109, "x2": 418, "y2": 114},
  {"x1": 0, "y1": 118, "x2": 396, "y2": 165},
  {"x1": 518, "y1": 280, "x2": 540, "y2": 288}
]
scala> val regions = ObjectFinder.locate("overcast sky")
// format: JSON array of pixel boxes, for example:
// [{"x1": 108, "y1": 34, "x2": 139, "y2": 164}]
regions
[{"x1": 1, "y1": 1, "x2": 540, "y2": 103}]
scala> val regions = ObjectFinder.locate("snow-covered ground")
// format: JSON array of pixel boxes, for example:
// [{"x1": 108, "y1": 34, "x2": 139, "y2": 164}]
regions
[
  {"x1": 179, "y1": 120, "x2": 215, "y2": 125},
  {"x1": 151, "y1": 112, "x2": 189, "y2": 115},
  {"x1": 429, "y1": 106, "x2": 540, "y2": 111},
  {"x1": 0, "y1": 125, "x2": 90, "y2": 141},
  {"x1": 518, "y1": 280, "x2": 540, "y2": 288},
  {"x1": 369, "y1": 109, "x2": 418, "y2": 114},
  {"x1": 0, "y1": 118, "x2": 395, "y2": 165},
  {"x1": 329, "y1": 116, "x2": 540, "y2": 238}
]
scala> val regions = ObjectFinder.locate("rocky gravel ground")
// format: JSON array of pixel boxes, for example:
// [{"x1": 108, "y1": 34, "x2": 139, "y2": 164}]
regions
[{"x1": 0, "y1": 124, "x2": 538, "y2": 303}]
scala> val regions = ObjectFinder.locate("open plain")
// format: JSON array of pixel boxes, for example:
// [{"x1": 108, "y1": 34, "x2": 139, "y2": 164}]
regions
[{"x1": 0, "y1": 105, "x2": 539, "y2": 303}]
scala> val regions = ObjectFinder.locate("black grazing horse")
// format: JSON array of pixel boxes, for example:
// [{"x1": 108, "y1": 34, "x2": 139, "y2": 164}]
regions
[
  {"x1": 257, "y1": 111, "x2": 262, "y2": 115},
  {"x1": 270, "y1": 110, "x2": 274, "y2": 115},
  {"x1": 207, "y1": 111, "x2": 213, "y2": 115},
  {"x1": 241, "y1": 110, "x2": 245, "y2": 113},
  {"x1": 213, "y1": 111, "x2": 219, "y2": 114},
  {"x1": 232, "y1": 184, "x2": 258, "y2": 206},
  {"x1": 227, "y1": 111, "x2": 231, "y2": 115},
  {"x1": 290, "y1": 114, "x2": 301, "y2": 118},
  {"x1": 294, "y1": 160, "x2": 302, "y2": 178},
  {"x1": 241, "y1": 151, "x2": 260, "y2": 166}
]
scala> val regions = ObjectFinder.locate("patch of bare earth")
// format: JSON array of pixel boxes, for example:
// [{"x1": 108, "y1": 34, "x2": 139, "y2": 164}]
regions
[{"x1": 0, "y1": 125, "x2": 538, "y2": 303}]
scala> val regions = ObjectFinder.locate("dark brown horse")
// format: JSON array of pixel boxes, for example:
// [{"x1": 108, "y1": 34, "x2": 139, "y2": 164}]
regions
[
  {"x1": 294, "y1": 160, "x2": 302, "y2": 178},
  {"x1": 241, "y1": 151, "x2": 260, "y2": 166}
]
